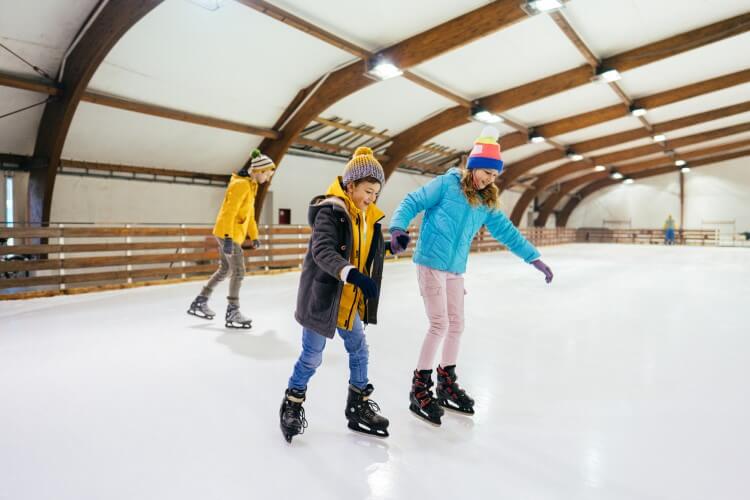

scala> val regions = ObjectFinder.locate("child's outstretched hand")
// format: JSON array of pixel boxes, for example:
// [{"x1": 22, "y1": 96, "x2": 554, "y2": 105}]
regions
[
  {"x1": 389, "y1": 229, "x2": 410, "y2": 254},
  {"x1": 531, "y1": 259, "x2": 553, "y2": 284}
]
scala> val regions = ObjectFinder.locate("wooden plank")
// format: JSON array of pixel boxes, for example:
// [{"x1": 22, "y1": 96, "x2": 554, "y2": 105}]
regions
[
  {"x1": 61, "y1": 227, "x2": 212, "y2": 237},
  {"x1": 82, "y1": 92, "x2": 279, "y2": 138},
  {"x1": 61, "y1": 159, "x2": 230, "y2": 183},
  {"x1": 0, "y1": 240, "x2": 213, "y2": 256},
  {"x1": 0, "y1": 251, "x2": 220, "y2": 273},
  {"x1": 637, "y1": 69, "x2": 750, "y2": 110},
  {"x1": 549, "y1": 11, "x2": 599, "y2": 67},
  {"x1": 0, "y1": 227, "x2": 63, "y2": 238},
  {"x1": 0, "y1": 71, "x2": 60, "y2": 95}
]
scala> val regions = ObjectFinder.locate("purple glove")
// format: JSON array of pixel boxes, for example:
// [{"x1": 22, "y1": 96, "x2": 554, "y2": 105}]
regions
[
  {"x1": 531, "y1": 259, "x2": 553, "y2": 284},
  {"x1": 389, "y1": 229, "x2": 410, "y2": 254}
]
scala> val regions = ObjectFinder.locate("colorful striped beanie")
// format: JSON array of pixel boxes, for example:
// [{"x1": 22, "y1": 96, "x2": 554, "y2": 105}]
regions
[{"x1": 466, "y1": 126, "x2": 503, "y2": 172}]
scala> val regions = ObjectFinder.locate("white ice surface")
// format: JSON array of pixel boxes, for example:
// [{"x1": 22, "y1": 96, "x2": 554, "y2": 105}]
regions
[{"x1": 1, "y1": 244, "x2": 748, "y2": 500}]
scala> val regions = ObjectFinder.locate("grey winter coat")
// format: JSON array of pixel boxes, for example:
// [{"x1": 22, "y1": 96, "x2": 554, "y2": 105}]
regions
[{"x1": 294, "y1": 196, "x2": 385, "y2": 338}]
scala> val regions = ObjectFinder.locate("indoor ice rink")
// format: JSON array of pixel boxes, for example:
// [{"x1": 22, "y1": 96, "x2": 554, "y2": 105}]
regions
[{"x1": 2, "y1": 1, "x2": 750, "y2": 499}]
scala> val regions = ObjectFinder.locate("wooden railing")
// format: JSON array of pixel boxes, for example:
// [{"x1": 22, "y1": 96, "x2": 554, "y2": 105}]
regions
[
  {"x1": 575, "y1": 227, "x2": 720, "y2": 245},
  {"x1": 0, "y1": 224, "x2": 576, "y2": 299}
]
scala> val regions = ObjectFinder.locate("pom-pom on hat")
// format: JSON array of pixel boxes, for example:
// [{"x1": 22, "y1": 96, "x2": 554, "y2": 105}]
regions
[
  {"x1": 466, "y1": 126, "x2": 503, "y2": 172},
  {"x1": 342, "y1": 146, "x2": 385, "y2": 186},
  {"x1": 249, "y1": 149, "x2": 276, "y2": 172}
]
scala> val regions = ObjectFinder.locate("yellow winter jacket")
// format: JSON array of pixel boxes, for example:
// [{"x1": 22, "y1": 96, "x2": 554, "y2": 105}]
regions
[
  {"x1": 212, "y1": 174, "x2": 259, "y2": 244},
  {"x1": 325, "y1": 179, "x2": 385, "y2": 330}
]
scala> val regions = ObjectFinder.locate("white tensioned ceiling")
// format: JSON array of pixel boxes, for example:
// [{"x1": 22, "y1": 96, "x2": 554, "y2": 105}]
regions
[
  {"x1": 0, "y1": 0, "x2": 99, "y2": 155},
  {"x1": 563, "y1": 0, "x2": 750, "y2": 58},
  {"x1": 64, "y1": 0, "x2": 355, "y2": 172},
  {"x1": 1, "y1": 0, "x2": 749, "y2": 186},
  {"x1": 267, "y1": 0, "x2": 491, "y2": 52},
  {"x1": 410, "y1": 12, "x2": 587, "y2": 99}
]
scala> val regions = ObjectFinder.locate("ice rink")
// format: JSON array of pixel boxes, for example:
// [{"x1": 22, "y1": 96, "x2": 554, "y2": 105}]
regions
[{"x1": 1, "y1": 243, "x2": 748, "y2": 500}]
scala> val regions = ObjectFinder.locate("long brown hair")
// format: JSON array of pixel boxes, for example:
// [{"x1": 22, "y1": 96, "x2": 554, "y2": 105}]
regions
[{"x1": 460, "y1": 168, "x2": 500, "y2": 210}]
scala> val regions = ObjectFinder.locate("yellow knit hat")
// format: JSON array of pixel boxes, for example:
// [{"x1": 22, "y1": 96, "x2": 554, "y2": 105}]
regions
[{"x1": 342, "y1": 147, "x2": 385, "y2": 186}]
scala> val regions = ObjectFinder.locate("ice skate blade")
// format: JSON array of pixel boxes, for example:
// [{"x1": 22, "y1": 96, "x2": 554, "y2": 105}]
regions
[
  {"x1": 409, "y1": 405, "x2": 441, "y2": 427},
  {"x1": 438, "y1": 399, "x2": 475, "y2": 415},
  {"x1": 347, "y1": 421, "x2": 389, "y2": 438},
  {"x1": 225, "y1": 322, "x2": 252, "y2": 329},
  {"x1": 280, "y1": 424, "x2": 298, "y2": 443},
  {"x1": 187, "y1": 309, "x2": 214, "y2": 320}
]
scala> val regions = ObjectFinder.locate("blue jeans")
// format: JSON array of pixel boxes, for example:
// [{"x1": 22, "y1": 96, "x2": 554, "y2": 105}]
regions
[{"x1": 288, "y1": 314, "x2": 369, "y2": 390}]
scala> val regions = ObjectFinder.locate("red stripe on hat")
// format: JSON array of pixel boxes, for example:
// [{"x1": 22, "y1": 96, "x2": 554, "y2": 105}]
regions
[{"x1": 469, "y1": 143, "x2": 501, "y2": 160}]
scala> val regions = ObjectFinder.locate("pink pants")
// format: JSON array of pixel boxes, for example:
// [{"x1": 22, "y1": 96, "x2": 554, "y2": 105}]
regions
[{"x1": 416, "y1": 265, "x2": 466, "y2": 370}]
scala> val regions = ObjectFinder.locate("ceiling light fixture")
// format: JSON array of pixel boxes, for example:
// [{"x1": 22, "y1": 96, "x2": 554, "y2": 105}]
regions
[
  {"x1": 521, "y1": 0, "x2": 565, "y2": 15},
  {"x1": 471, "y1": 104, "x2": 504, "y2": 124},
  {"x1": 365, "y1": 55, "x2": 403, "y2": 80},
  {"x1": 629, "y1": 104, "x2": 647, "y2": 117},
  {"x1": 566, "y1": 149, "x2": 584, "y2": 161},
  {"x1": 529, "y1": 129, "x2": 546, "y2": 144},
  {"x1": 592, "y1": 66, "x2": 621, "y2": 83}
]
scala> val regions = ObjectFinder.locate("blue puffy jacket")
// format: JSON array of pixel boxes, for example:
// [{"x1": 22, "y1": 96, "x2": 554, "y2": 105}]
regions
[{"x1": 389, "y1": 168, "x2": 540, "y2": 274}]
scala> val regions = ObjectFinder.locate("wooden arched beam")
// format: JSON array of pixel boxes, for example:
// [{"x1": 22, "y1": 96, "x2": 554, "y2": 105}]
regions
[
  {"x1": 381, "y1": 13, "x2": 750, "y2": 179},
  {"x1": 535, "y1": 137, "x2": 750, "y2": 226},
  {"x1": 509, "y1": 121, "x2": 750, "y2": 224},
  {"x1": 251, "y1": 1, "x2": 527, "y2": 213},
  {"x1": 536, "y1": 69, "x2": 750, "y2": 140},
  {"x1": 511, "y1": 102, "x2": 750, "y2": 224},
  {"x1": 497, "y1": 69, "x2": 750, "y2": 189},
  {"x1": 556, "y1": 148, "x2": 750, "y2": 227},
  {"x1": 29, "y1": 0, "x2": 165, "y2": 224}
]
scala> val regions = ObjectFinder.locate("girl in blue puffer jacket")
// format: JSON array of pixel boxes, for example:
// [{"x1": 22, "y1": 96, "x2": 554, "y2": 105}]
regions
[{"x1": 388, "y1": 126, "x2": 554, "y2": 426}]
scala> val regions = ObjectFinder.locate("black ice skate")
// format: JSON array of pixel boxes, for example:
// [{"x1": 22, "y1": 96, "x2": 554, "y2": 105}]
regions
[
  {"x1": 436, "y1": 365, "x2": 475, "y2": 415},
  {"x1": 187, "y1": 295, "x2": 214, "y2": 320},
  {"x1": 225, "y1": 304, "x2": 252, "y2": 329},
  {"x1": 409, "y1": 369, "x2": 444, "y2": 426},
  {"x1": 346, "y1": 384, "x2": 389, "y2": 438},
  {"x1": 279, "y1": 388, "x2": 307, "y2": 443}
]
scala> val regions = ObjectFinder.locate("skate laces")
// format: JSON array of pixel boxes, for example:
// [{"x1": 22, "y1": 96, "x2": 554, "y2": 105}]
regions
[
  {"x1": 361, "y1": 399, "x2": 381, "y2": 417},
  {"x1": 285, "y1": 402, "x2": 308, "y2": 433}
]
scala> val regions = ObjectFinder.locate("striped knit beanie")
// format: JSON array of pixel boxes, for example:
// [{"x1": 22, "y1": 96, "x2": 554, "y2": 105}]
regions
[
  {"x1": 249, "y1": 149, "x2": 276, "y2": 172},
  {"x1": 466, "y1": 126, "x2": 503, "y2": 172},
  {"x1": 342, "y1": 147, "x2": 385, "y2": 186}
]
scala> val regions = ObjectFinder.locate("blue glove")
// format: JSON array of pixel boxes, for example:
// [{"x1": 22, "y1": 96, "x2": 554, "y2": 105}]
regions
[
  {"x1": 222, "y1": 236, "x2": 233, "y2": 256},
  {"x1": 531, "y1": 259, "x2": 553, "y2": 284},
  {"x1": 389, "y1": 228, "x2": 410, "y2": 254},
  {"x1": 346, "y1": 269, "x2": 378, "y2": 299},
  {"x1": 251, "y1": 239, "x2": 261, "y2": 250}
]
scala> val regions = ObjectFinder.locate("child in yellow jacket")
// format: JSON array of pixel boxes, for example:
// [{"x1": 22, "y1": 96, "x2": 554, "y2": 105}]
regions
[
  {"x1": 188, "y1": 149, "x2": 276, "y2": 328},
  {"x1": 279, "y1": 147, "x2": 394, "y2": 442}
]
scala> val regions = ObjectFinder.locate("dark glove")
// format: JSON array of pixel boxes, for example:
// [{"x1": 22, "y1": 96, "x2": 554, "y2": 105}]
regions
[
  {"x1": 251, "y1": 239, "x2": 261, "y2": 249},
  {"x1": 222, "y1": 236, "x2": 233, "y2": 255},
  {"x1": 346, "y1": 269, "x2": 378, "y2": 299},
  {"x1": 531, "y1": 259, "x2": 553, "y2": 284},
  {"x1": 389, "y1": 228, "x2": 410, "y2": 254}
]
